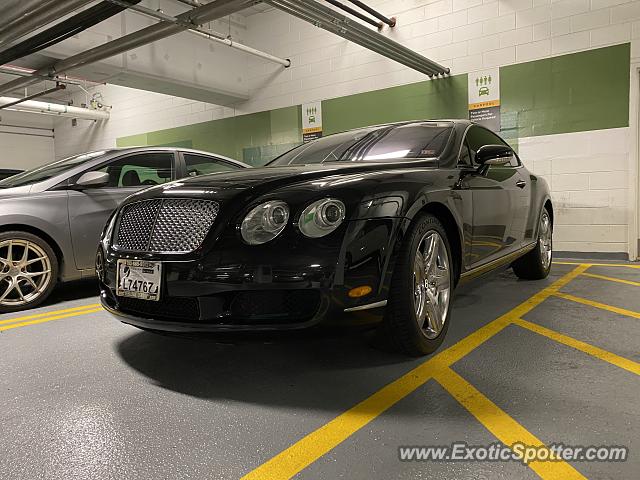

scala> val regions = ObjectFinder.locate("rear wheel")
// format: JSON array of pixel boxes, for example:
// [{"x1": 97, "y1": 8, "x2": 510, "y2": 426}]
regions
[
  {"x1": 0, "y1": 232, "x2": 58, "y2": 313},
  {"x1": 513, "y1": 208, "x2": 552, "y2": 280},
  {"x1": 379, "y1": 214, "x2": 453, "y2": 356}
]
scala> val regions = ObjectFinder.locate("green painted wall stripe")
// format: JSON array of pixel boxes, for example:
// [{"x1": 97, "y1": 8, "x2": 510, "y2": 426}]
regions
[
  {"x1": 501, "y1": 43, "x2": 630, "y2": 138},
  {"x1": 322, "y1": 74, "x2": 468, "y2": 135},
  {"x1": 117, "y1": 44, "x2": 630, "y2": 164}
]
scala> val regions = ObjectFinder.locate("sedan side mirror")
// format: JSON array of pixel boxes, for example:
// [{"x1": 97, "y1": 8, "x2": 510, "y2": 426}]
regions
[
  {"x1": 475, "y1": 144, "x2": 513, "y2": 167},
  {"x1": 74, "y1": 171, "x2": 110, "y2": 189}
]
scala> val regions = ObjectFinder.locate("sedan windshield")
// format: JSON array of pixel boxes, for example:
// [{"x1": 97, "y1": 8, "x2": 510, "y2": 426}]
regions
[
  {"x1": 0, "y1": 150, "x2": 110, "y2": 188},
  {"x1": 270, "y1": 122, "x2": 452, "y2": 166}
]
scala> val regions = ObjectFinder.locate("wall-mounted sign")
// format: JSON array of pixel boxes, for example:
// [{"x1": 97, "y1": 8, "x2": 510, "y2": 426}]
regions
[
  {"x1": 468, "y1": 68, "x2": 500, "y2": 132},
  {"x1": 302, "y1": 101, "x2": 323, "y2": 143}
]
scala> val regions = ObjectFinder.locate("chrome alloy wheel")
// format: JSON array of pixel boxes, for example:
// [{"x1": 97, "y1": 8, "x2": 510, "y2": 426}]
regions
[
  {"x1": 412, "y1": 231, "x2": 451, "y2": 339},
  {"x1": 539, "y1": 211, "x2": 552, "y2": 270},
  {"x1": 0, "y1": 239, "x2": 52, "y2": 307}
]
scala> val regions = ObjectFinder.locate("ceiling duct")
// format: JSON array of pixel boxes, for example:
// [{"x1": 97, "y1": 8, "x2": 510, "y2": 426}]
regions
[
  {"x1": 0, "y1": 0, "x2": 142, "y2": 67},
  {"x1": 0, "y1": 0, "x2": 258, "y2": 97},
  {"x1": 265, "y1": 0, "x2": 449, "y2": 76}
]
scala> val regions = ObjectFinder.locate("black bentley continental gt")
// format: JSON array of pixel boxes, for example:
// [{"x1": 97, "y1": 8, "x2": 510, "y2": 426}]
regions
[{"x1": 98, "y1": 120, "x2": 553, "y2": 356}]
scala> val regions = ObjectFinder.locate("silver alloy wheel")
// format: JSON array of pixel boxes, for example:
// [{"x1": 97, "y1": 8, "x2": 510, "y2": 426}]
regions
[
  {"x1": 0, "y1": 239, "x2": 52, "y2": 307},
  {"x1": 412, "y1": 230, "x2": 451, "y2": 340},
  {"x1": 539, "y1": 211, "x2": 552, "y2": 270}
]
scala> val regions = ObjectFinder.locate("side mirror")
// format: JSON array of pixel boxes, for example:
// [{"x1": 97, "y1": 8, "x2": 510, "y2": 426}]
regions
[
  {"x1": 74, "y1": 171, "x2": 110, "y2": 189},
  {"x1": 475, "y1": 144, "x2": 513, "y2": 166}
]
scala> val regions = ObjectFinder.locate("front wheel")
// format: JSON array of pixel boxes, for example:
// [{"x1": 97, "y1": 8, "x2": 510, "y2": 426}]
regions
[
  {"x1": 0, "y1": 232, "x2": 59, "y2": 313},
  {"x1": 513, "y1": 208, "x2": 552, "y2": 280},
  {"x1": 379, "y1": 214, "x2": 453, "y2": 356}
]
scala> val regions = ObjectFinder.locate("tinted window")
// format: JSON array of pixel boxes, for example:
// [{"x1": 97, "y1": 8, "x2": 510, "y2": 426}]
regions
[
  {"x1": 0, "y1": 150, "x2": 111, "y2": 188},
  {"x1": 465, "y1": 126, "x2": 519, "y2": 167},
  {"x1": 97, "y1": 153, "x2": 173, "y2": 187},
  {"x1": 270, "y1": 123, "x2": 452, "y2": 166},
  {"x1": 184, "y1": 154, "x2": 240, "y2": 177}
]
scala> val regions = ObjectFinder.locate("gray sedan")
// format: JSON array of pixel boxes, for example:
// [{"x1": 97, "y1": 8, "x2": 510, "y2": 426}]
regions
[{"x1": 0, "y1": 147, "x2": 247, "y2": 312}]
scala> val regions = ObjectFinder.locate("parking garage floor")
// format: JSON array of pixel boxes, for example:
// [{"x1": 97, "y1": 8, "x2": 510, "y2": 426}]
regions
[{"x1": 1, "y1": 261, "x2": 639, "y2": 480}]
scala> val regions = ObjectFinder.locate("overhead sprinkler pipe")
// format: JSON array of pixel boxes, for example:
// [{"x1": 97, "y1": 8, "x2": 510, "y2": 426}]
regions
[
  {"x1": 347, "y1": 0, "x2": 396, "y2": 27},
  {"x1": 0, "y1": 97, "x2": 110, "y2": 120},
  {"x1": 324, "y1": 0, "x2": 383, "y2": 29},
  {"x1": 0, "y1": 83, "x2": 66, "y2": 110}
]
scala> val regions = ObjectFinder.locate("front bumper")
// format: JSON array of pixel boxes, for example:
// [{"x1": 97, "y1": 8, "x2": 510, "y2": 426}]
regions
[{"x1": 99, "y1": 217, "x2": 402, "y2": 333}]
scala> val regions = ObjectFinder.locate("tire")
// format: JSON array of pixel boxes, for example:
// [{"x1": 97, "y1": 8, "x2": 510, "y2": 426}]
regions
[
  {"x1": 378, "y1": 213, "x2": 454, "y2": 356},
  {"x1": 0, "y1": 231, "x2": 59, "y2": 313},
  {"x1": 513, "y1": 207, "x2": 552, "y2": 280}
]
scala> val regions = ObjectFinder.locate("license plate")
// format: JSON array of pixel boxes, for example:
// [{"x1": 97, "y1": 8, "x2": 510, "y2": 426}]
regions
[{"x1": 116, "y1": 259, "x2": 162, "y2": 301}]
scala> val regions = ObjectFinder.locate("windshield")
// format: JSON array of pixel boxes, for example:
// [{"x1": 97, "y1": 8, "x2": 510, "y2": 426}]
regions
[
  {"x1": 0, "y1": 150, "x2": 110, "y2": 188},
  {"x1": 269, "y1": 122, "x2": 452, "y2": 166}
]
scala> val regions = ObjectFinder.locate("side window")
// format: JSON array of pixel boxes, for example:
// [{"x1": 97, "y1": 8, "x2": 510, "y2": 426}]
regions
[
  {"x1": 184, "y1": 153, "x2": 241, "y2": 177},
  {"x1": 465, "y1": 126, "x2": 519, "y2": 167},
  {"x1": 98, "y1": 153, "x2": 173, "y2": 187}
]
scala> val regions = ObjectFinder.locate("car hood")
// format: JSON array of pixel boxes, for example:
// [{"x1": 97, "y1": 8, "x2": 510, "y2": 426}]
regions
[{"x1": 129, "y1": 161, "x2": 438, "y2": 203}]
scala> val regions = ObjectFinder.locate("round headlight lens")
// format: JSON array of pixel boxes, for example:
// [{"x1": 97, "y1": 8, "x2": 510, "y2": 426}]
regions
[
  {"x1": 298, "y1": 199, "x2": 346, "y2": 238},
  {"x1": 241, "y1": 200, "x2": 289, "y2": 245}
]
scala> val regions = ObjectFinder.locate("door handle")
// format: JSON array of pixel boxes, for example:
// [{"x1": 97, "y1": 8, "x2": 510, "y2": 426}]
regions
[{"x1": 516, "y1": 180, "x2": 527, "y2": 189}]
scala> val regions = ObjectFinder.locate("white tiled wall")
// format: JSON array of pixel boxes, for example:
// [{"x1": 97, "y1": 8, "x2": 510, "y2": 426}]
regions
[{"x1": 519, "y1": 127, "x2": 632, "y2": 254}]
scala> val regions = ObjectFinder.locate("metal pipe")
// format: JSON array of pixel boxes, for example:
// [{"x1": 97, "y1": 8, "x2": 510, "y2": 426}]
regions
[
  {"x1": 0, "y1": 83, "x2": 66, "y2": 111},
  {"x1": 347, "y1": 0, "x2": 395, "y2": 27},
  {"x1": 268, "y1": 0, "x2": 437, "y2": 74},
  {"x1": 0, "y1": 0, "x2": 142, "y2": 67},
  {"x1": 0, "y1": 0, "x2": 257, "y2": 96},
  {"x1": 0, "y1": 65, "x2": 105, "y2": 87},
  {"x1": 324, "y1": 0, "x2": 382, "y2": 29},
  {"x1": 173, "y1": 0, "x2": 202, "y2": 6},
  {"x1": 265, "y1": 0, "x2": 449, "y2": 76},
  {"x1": 0, "y1": 0, "x2": 58, "y2": 32},
  {"x1": 0, "y1": 0, "x2": 96, "y2": 46},
  {"x1": 107, "y1": 0, "x2": 291, "y2": 67},
  {"x1": 0, "y1": 96, "x2": 110, "y2": 120}
]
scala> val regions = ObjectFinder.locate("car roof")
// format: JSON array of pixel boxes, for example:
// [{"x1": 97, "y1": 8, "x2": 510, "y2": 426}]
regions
[
  {"x1": 105, "y1": 146, "x2": 247, "y2": 167},
  {"x1": 342, "y1": 119, "x2": 471, "y2": 133}
]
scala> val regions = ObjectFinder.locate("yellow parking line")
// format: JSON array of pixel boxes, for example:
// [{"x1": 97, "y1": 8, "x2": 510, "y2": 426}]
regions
[
  {"x1": 513, "y1": 318, "x2": 640, "y2": 376},
  {"x1": 434, "y1": 368, "x2": 586, "y2": 480},
  {"x1": 0, "y1": 307, "x2": 103, "y2": 332},
  {"x1": 581, "y1": 272, "x2": 640, "y2": 287},
  {"x1": 240, "y1": 265, "x2": 589, "y2": 480},
  {"x1": 554, "y1": 292, "x2": 640, "y2": 319},
  {"x1": 554, "y1": 261, "x2": 640, "y2": 269},
  {"x1": 0, "y1": 303, "x2": 101, "y2": 326}
]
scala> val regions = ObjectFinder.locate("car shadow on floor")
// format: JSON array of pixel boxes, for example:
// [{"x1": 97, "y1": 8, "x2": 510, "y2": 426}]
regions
[
  {"x1": 115, "y1": 326, "x2": 420, "y2": 411},
  {"x1": 45, "y1": 279, "x2": 99, "y2": 307}
]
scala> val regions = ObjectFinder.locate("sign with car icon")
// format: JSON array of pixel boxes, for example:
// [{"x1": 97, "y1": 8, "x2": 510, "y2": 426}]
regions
[{"x1": 468, "y1": 68, "x2": 500, "y2": 132}]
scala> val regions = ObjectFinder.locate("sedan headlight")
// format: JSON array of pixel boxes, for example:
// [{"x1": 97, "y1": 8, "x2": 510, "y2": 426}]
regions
[
  {"x1": 298, "y1": 198, "x2": 346, "y2": 238},
  {"x1": 241, "y1": 200, "x2": 289, "y2": 245}
]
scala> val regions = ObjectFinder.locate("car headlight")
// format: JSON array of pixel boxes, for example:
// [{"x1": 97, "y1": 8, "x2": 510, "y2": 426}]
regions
[
  {"x1": 101, "y1": 212, "x2": 117, "y2": 251},
  {"x1": 298, "y1": 198, "x2": 346, "y2": 238},
  {"x1": 241, "y1": 200, "x2": 289, "y2": 245}
]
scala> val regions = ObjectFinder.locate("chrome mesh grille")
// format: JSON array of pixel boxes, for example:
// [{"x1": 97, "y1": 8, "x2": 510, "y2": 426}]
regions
[{"x1": 115, "y1": 199, "x2": 219, "y2": 253}]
